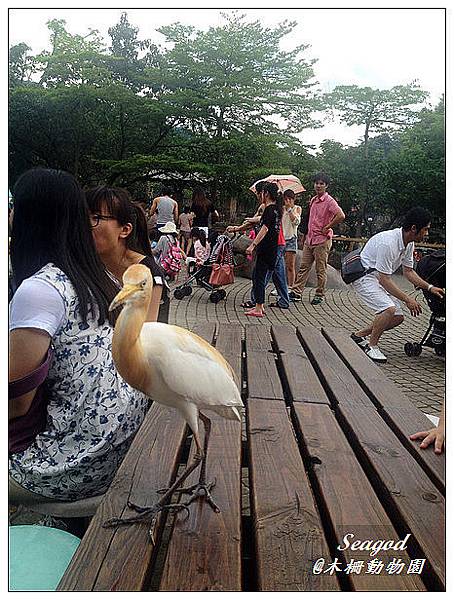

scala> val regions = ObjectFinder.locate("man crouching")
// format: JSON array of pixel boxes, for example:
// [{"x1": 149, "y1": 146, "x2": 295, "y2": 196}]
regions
[{"x1": 350, "y1": 207, "x2": 444, "y2": 363}]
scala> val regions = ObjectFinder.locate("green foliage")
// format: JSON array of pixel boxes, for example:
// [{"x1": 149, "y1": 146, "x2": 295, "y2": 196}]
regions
[{"x1": 8, "y1": 12, "x2": 444, "y2": 230}]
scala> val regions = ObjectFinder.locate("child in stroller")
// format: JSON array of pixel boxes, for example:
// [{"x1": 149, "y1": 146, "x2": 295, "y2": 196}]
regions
[
  {"x1": 174, "y1": 233, "x2": 234, "y2": 304},
  {"x1": 404, "y1": 249, "x2": 445, "y2": 356}
]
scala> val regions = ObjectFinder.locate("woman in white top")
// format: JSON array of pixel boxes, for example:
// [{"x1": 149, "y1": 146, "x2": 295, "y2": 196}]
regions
[
  {"x1": 281, "y1": 190, "x2": 302, "y2": 288},
  {"x1": 9, "y1": 168, "x2": 149, "y2": 502}
]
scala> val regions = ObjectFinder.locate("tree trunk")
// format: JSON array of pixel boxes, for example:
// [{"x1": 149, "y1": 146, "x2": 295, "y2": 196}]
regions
[{"x1": 229, "y1": 197, "x2": 237, "y2": 222}]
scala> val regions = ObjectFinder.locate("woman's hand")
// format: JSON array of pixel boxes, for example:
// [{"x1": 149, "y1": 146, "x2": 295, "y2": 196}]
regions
[{"x1": 246, "y1": 244, "x2": 256, "y2": 256}]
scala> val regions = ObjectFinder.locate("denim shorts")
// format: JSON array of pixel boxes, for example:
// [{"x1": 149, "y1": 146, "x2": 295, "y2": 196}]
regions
[{"x1": 285, "y1": 236, "x2": 297, "y2": 252}]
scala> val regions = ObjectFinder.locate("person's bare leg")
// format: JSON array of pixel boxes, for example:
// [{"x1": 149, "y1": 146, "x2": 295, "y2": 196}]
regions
[
  {"x1": 356, "y1": 314, "x2": 404, "y2": 341},
  {"x1": 285, "y1": 251, "x2": 296, "y2": 288},
  {"x1": 366, "y1": 308, "x2": 403, "y2": 347}
]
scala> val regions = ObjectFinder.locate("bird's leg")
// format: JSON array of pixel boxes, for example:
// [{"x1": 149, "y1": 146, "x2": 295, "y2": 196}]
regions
[
  {"x1": 176, "y1": 412, "x2": 221, "y2": 513},
  {"x1": 102, "y1": 450, "x2": 203, "y2": 542}
]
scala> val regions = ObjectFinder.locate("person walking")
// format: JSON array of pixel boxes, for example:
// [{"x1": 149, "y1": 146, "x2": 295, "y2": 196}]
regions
[
  {"x1": 290, "y1": 173, "x2": 345, "y2": 305},
  {"x1": 178, "y1": 205, "x2": 194, "y2": 254},
  {"x1": 349, "y1": 206, "x2": 444, "y2": 363},
  {"x1": 243, "y1": 182, "x2": 283, "y2": 317},
  {"x1": 227, "y1": 180, "x2": 289, "y2": 310}
]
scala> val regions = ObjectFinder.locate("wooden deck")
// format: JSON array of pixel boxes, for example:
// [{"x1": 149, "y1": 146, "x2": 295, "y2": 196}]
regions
[{"x1": 57, "y1": 324, "x2": 445, "y2": 592}]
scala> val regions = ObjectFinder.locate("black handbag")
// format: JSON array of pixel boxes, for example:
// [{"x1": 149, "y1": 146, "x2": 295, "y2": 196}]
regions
[{"x1": 341, "y1": 249, "x2": 375, "y2": 284}]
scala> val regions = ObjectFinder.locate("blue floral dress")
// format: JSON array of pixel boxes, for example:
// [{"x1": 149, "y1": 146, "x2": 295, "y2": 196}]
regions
[{"x1": 9, "y1": 264, "x2": 149, "y2": 501}]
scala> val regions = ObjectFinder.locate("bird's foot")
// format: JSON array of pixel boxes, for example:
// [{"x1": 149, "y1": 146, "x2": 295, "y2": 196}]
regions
[
  {"x1": 103, "y1": 501, "x2": 190, "y2": 544},
  {"x1": 179, "y1": 479, "x2": 220, "y2": 513}
]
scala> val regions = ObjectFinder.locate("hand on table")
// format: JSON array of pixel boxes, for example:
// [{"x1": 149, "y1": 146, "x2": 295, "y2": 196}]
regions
[{"x1": 410, "y1": 426, "x2": 444, "y2": 454}]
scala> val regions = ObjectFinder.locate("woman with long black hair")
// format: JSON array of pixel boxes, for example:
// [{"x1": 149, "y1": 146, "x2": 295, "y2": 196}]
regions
[
  {"x1": 244, "y1": 182, "x2": 283, "y2": 317},
  {"x1": 9, "y1": 168, "x2": 149, "y2": 503},
  {"x1": 86, "y1": 186, "x2": 169, "y2": 323},
  {"x1": 190, "y1": 187, "x2": 219, "y2": 236}
]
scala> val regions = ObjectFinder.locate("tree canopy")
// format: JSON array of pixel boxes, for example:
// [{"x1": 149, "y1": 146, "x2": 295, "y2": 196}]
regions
[{"x1": 9, "y1": 12, "x2": 444, "y2": 233}]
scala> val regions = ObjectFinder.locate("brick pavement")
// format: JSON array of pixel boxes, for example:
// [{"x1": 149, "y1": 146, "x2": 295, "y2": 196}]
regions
[{"x1": 169, "y1": 276, "x2": 445, "y2": 415}]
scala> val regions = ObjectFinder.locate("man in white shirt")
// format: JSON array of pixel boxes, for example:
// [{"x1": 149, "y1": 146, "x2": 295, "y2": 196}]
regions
[{"x1": 350, "y1": 207, "x2": 444, "y2": 363}]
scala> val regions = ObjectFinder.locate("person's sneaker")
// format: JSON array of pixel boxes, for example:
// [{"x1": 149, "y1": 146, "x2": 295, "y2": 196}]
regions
[
  {"x1": 365, "y1": 346, "x2": 387, "y2": 363},
  {"x1": 270, "y1": 289, "x2": 278, "y2": 296},
  {"x1": 350, "y1": 333, "x2": 369, "y2": 349},
  {"x1": 310, "y1": 295, "x2": 324, "y2": 305},
  {"x1": 289, "y1": 291, "x2": 302, "y2": 301}
]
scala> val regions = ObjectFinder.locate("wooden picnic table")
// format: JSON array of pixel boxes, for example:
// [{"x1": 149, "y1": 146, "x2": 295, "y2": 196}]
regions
[{"x1": 58, "y1": 323, "x2": 445, "y2": 592}]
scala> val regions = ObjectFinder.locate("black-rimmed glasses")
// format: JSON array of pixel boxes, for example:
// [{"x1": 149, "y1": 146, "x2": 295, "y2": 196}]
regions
[{"x1": 90, "y1": 214, "x2": 116, "y2": 228}]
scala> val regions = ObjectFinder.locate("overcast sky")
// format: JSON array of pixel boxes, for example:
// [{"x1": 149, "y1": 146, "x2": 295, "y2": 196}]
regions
[{"x1": 8, "y1": 7, "x2": 445, "y2": 149}]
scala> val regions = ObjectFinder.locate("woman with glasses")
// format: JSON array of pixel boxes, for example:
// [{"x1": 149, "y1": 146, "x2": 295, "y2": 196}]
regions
[
  {"x1": 86, "y1": 186, "x2": 169, "y2": 323},
  {"x1": 9, "y1": 168, "x2": 149, "y2": 504}
]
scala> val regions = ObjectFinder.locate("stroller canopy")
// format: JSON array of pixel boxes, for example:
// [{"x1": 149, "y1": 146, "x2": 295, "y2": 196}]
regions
[{"x1": 416, "y1": 250, "x2": 445, "y2": 288}]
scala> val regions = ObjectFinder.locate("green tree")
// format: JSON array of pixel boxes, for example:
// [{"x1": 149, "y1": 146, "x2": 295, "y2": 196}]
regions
[{"x1": 325, "y1": 83, "x2": 429, "y2": 234}]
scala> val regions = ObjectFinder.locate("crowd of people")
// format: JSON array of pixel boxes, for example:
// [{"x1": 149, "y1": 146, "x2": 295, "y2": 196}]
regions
[{"x1": 8, "y1": 167, "x2": 444, "y2": 514}]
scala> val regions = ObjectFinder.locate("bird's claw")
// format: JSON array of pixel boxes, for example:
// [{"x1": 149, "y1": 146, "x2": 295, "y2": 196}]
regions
[{"x1": 179, "y1": 480, "x2": 221, "y2": 513}]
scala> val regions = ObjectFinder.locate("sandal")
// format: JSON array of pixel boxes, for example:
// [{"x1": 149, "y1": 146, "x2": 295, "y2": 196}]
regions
[
  {"x1": 241, "y1": 301, "x2": 255, "y2": 309},
  {"x1": 244, "y1": 309, "x2": 265, "y2": 318},
  {"x1": 269, "y1": 302, "x2": 289, "y2": 309}
]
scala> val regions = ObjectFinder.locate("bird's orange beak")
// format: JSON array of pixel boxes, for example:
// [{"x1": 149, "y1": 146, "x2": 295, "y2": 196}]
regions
[{"x1": 109, "y1": 284, "x2": 140, "y2": 312}]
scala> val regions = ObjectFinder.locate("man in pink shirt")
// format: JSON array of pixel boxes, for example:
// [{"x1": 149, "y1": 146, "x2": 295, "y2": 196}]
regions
[{"x1": 290, "y1": 173, "x2": 345, "y2": 304}]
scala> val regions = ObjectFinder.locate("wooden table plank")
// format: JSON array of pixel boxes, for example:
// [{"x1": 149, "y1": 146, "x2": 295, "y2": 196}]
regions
[
  {"x1": 293, "y1": 403, "x2": 425, "y2": 591},
  {"x1": 299, "y1": 327, "x2": 445, "y2": 589},
  {"x1": 216, "y1": 323, "x2": 242, "y2": 384},
  {"x1": 245, "y1": 323, "x2": 273, "y2": 351},
  {"x1": 58, "y1": 403, "x2": 187, "y2": 591},
  {"x1": 247, "y1": 398, "x2": 340, "y2": 591},
  {"x1": 297, "y1": 327, "x2": 373, "y2": 409},
  {"x1": 322, "y1": 327, "x2": 445, "y2": 491},
  {"x1": 272, "y1": 325, "x2": 330, "y2": 405},
  {"x1": 336, "y1": 403, "x2": 445, "y2": 589},
  {"x1": 191, "y1": 323, "x2": 216, "y2": 344},
  {"x1": 159, "y1": 415, "x2": 242, "y2": 591},
  {"x1": 247, "y1": 351, "x2": 284, "y2": 400},
  {"x1": 159, "y1": 323, "x2": 242, "y2": 591}
]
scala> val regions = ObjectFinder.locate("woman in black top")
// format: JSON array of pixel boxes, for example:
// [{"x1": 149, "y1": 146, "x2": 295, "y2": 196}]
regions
[
  {"x1": 190, "y1": 187, "x2": 219, "y2": 232},
  {"x1": 244, "y1": 182, "x2": 283, "y2": 317},
  {"x1": 86, "y1": 186, "x2": 170, "y2": 323}
]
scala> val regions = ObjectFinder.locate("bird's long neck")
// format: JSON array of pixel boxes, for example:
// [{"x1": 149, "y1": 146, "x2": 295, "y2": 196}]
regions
[{"x1": 112, "y1": 301, "x2": 150, "y2": 394}]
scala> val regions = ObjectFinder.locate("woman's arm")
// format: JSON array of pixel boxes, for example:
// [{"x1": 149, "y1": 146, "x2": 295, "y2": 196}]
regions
[
  {"x1": 9, "y1": 328, "x2": 51, "y2": 419},
  {"x1": 146, "y1": 286, "x2": 163, "y2": 322},
  {"x1": 246, "y1": 224, "x2": 268, "y2": 255}
]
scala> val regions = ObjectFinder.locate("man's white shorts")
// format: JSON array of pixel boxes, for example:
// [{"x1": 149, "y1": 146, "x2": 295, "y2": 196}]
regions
[{"x1": 351, "y1": 273, "x2": 404, "y2": 316}]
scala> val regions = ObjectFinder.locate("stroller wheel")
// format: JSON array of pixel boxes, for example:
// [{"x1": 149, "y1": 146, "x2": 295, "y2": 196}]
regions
[
  {"x1": 209, "y1": 291, "x2": 222, "y2": 304},
  {"x1": 183, "y1": 285, "x2": 192, "y2": 297},
  {"x1": 218, "y1": 289, "x2": 227, "y2": 300},
  {"x1": 174, "y1": 288, "x2": 185, "y2": 300},
  {"x1": 412, "y1": 342, "x2": 422, "y2": 356},
  {"x1": 404, "y1": 342, "x2": 415, "y2": 357}
]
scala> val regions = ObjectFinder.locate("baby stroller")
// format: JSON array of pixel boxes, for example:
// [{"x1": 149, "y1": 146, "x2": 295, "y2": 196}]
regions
[
  {"x1": 404, "y1": 249, "x2": 445, "y2": 357},
  {"x1": 173, "y1": 234, "x2": 235, "y2": 304}
]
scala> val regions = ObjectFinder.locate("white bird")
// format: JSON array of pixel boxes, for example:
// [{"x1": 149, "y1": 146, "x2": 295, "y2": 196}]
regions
[{"x1": 103, "y1": 264, "x2": 243, "y2": 539}]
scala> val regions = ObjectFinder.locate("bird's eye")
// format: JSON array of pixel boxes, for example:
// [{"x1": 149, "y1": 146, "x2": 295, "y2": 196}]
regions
[{"x1": 141, "y1": 280, "x2": 146, "y2": 288}]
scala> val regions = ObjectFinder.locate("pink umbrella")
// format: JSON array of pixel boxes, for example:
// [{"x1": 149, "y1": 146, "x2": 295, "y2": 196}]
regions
[{"x1": 249, "y1": 174, "x2": 306, "y2": 194}]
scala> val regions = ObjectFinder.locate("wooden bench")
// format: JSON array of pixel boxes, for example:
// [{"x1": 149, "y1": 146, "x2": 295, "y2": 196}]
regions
[{"x1": 57, "y1": 324, "x2": 445, "y2": 591}]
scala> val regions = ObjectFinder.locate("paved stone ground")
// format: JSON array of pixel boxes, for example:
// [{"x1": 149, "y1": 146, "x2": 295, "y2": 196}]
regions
[{"x1": 169, "y1": 275, "x2": 444, "y2": 415}]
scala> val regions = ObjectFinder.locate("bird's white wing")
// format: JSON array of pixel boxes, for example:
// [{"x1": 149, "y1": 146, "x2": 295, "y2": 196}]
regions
[{"x1": 140, "y1": 323, "x2": 243, "y2": 415}]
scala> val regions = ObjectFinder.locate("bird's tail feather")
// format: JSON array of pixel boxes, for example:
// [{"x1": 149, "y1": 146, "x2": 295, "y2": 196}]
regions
[{"x1": 207, "y1": 405, "x2": 242, "y2": 422}]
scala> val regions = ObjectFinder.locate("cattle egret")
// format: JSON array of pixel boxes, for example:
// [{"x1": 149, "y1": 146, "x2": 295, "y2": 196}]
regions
[{"x1": 103, "y1": 264, "x2": 243, "y2": 541}]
